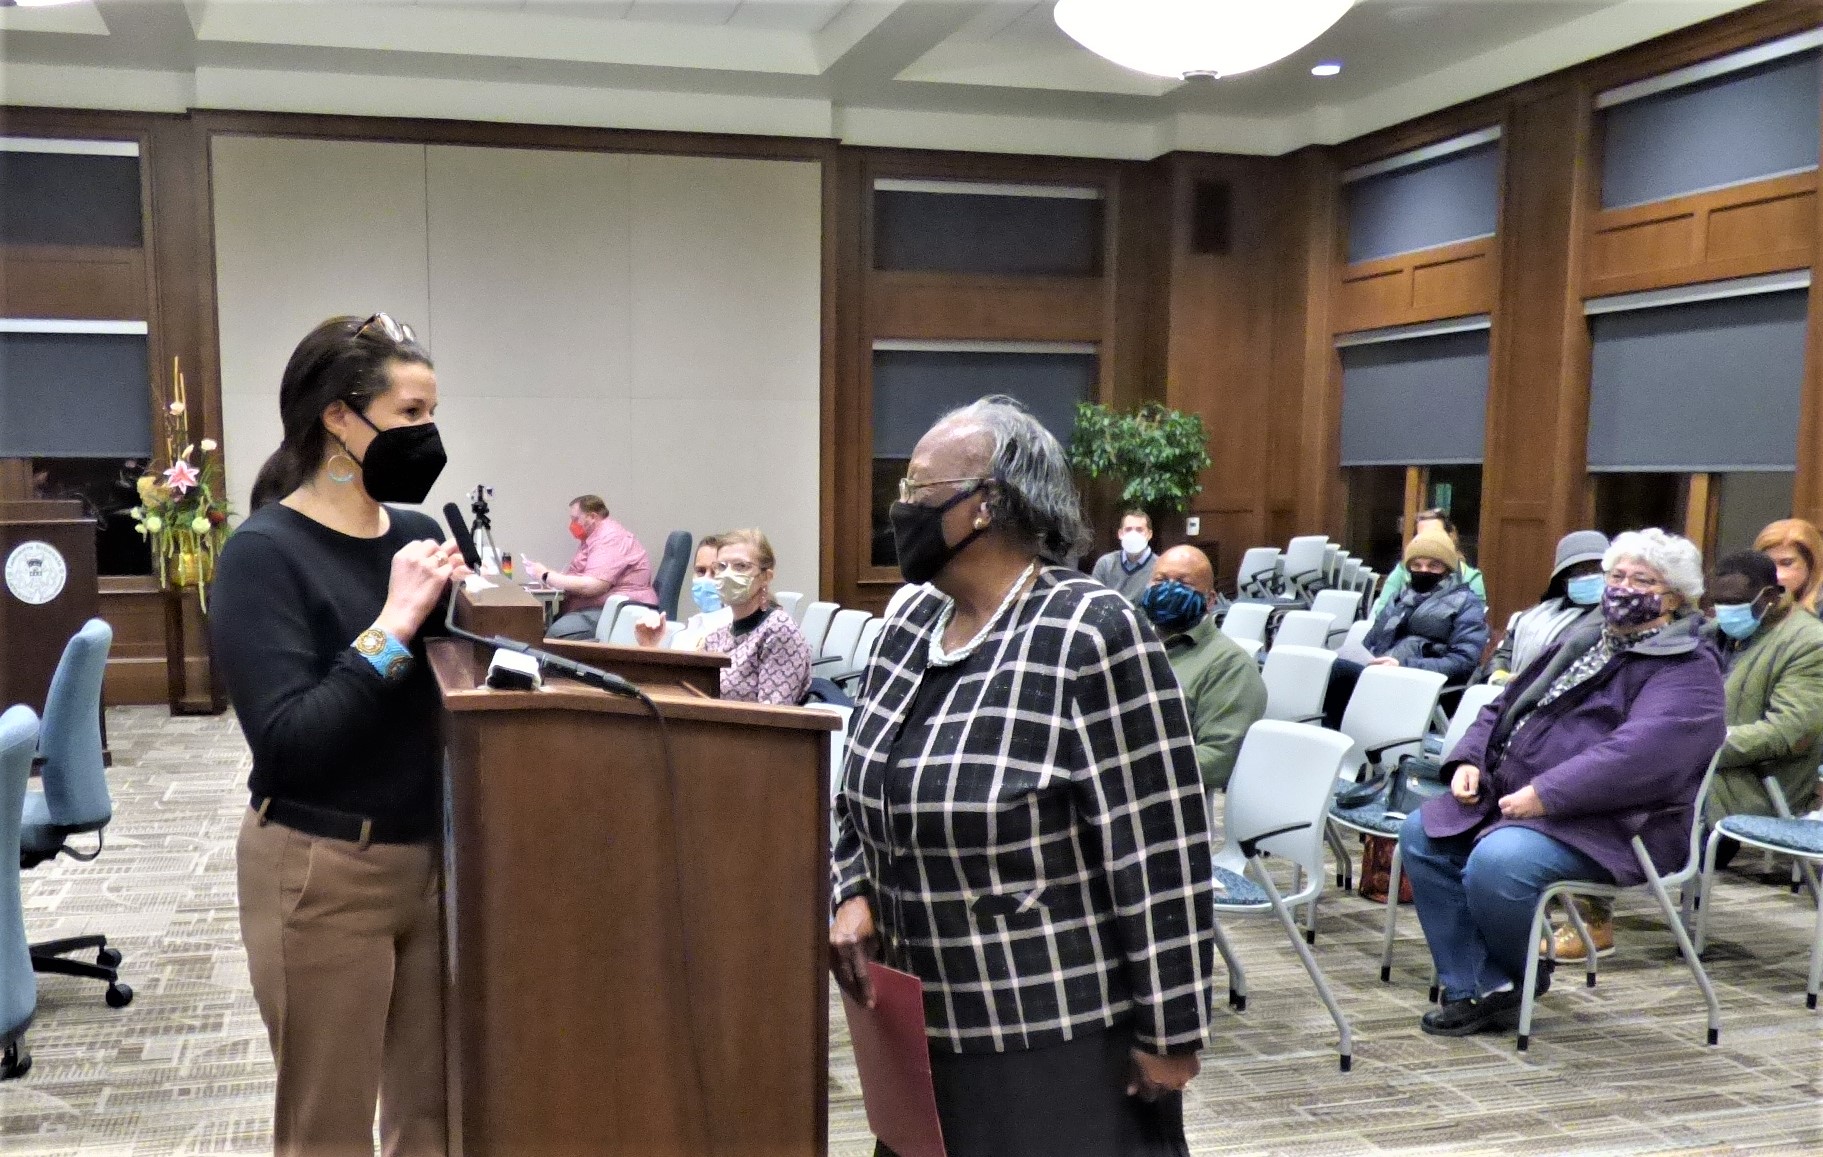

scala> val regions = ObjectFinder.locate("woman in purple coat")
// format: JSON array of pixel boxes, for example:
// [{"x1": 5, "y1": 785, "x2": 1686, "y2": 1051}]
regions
[{"x1": 1399, "y1": 529, "x2": 1726, "y2": 1037}]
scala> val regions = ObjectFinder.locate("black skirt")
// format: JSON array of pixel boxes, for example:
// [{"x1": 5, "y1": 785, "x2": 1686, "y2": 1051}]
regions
[{"x1": 876, "y1": 1026, "x2": 1190, "y2": 1157}]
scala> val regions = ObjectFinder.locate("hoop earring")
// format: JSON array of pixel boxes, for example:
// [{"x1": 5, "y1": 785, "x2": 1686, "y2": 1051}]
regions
[{"x1": 326, "y1": 451, "x2": 358, "y2": 484}]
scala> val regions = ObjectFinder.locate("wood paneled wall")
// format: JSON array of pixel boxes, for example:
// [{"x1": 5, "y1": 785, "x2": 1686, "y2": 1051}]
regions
[{"x1": 8, "y1": 0, "x2": 1822, "y2": 634}]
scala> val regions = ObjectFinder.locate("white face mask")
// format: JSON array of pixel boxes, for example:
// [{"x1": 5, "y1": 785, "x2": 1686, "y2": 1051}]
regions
[
  {"x1": 1120, "y1": 530, "x2": 1150, "y2": 557},
  {"x1": 718, "y1": 570, "x2": 758, "y2": 605}
]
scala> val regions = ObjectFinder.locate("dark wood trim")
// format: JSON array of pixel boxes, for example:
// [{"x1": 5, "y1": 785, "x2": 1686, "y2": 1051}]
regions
[
  {"x1": 1334, "y1": 236, "x2": 1497, "y2": 333},
  {"x1": 1479, "y1": 85, "x2": 1597, "y2": 626},
  {"x1": 1796, "y1": 60, "x2": 1823, "y2": 528},
  {"x1": 869, "y1": 272, "x2": 1104, "y2": 343},
  {"x1": 193, "y1": 109, "x2": 836, "y2": 163},
  {"x1": 1583, "y1": 170, "x2": 1816, "y2": 298}
]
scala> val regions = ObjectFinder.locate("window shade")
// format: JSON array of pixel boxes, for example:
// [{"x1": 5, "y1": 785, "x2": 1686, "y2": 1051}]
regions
[
  {"x1": 1338, "y1": 328, "x2": 1489, "y2": 467},
  {"x1": 1344, "y1": 143, "x2": 1500, "y2": 264},
  {"x1": 1587, "y1": 290, "x2": 1806, "y2": 472},
  {"x1": 1600, "y1": 50, "x2": 1821, "y2": 210},
  {"x1": 0, "y1": 151, "x2": 143, "y2": 247},
  {"x1": 871, "y1": 348, "x2": 1095, "y2": 460},
  {"x1": 0, "y1": 332, "x2": 153, "y2": 457},
  {"x1": 873, "y1": 190, "x2": 1103, "y2": 277}
]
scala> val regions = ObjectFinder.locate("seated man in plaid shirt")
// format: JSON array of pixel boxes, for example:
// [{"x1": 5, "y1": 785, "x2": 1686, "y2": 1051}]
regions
[{"x1": 830, "y1": 395, "x2": 1219, "y2": 1157}]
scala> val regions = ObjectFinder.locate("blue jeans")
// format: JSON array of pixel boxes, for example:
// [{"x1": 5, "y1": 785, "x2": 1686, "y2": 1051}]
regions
[{"x1": 1398, "y1": 813, "x2": 1612, "y2": 1003}]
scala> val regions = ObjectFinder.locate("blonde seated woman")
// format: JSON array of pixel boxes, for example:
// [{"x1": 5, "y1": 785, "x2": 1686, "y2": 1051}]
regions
[{"x1": 634, "y1": 529, "x2": 812, "y2": 704}]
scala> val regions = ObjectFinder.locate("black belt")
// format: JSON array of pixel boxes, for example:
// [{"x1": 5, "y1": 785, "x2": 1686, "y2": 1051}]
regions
[{"x1": 252, "y1": 795, "x2": 429, "y2": 847}]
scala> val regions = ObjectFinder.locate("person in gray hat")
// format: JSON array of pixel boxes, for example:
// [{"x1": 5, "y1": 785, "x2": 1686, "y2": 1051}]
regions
[{"x1": 1483, "y1": 530, "x2": 1610, "y2": 684}]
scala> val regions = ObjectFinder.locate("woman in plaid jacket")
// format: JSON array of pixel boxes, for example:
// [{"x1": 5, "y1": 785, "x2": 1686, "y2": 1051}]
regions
[{"x1": 830, "y1": 396, "x2": 1219, "y2": 1157}]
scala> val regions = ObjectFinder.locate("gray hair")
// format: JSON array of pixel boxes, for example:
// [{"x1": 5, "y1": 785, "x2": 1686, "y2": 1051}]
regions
[
  {"x1": 1604, "y1": 528, "x2": 1705, "y2": 604},
  {"x1": 937, "y1": 394, "x2": 1090, "y2": 562}
]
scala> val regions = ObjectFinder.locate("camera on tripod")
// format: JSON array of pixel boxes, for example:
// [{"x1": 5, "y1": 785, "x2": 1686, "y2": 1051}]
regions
[{"x1": 467, "y1": 483, "x2": 500, "y2": 574}]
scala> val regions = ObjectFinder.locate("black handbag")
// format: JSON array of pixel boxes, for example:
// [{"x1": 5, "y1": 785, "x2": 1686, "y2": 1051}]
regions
[
  {"x1": 1334, "y1": 754, "x2": 1449, "y2": 816},
  {"x1": 1385, "y1": 755, "x2": 1449, "y2": 817}
]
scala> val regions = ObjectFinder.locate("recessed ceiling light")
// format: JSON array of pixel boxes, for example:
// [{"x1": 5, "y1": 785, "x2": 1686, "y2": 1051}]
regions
[{"x1": 1311, "y1": 61, "x2": 1343, "y2": 77}]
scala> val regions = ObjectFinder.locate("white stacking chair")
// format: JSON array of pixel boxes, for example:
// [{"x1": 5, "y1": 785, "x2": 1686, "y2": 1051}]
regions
[
  {"x1": 1234, "y1": 548, "x2": 1281, "y2": 599},
  {"x1": 1309, "y1": 590, "x2": 1363, "y2": 644},
  {"x1": 1221, "y1": 602, "x2": 1272, "y2": 646},
  {"x1": 1273, "y1": 610, "x2": 1334, "y2": 651},
  {"x1": 1698, "y1": 777, "x2": 1823, "y2": 1009},
  {"x1": 798, "y1": 601, "x2": 838, "y2": 657},
  {"x1": 1512, "y1": 752, "x2": 1726, "y2": 1052},
  {"x1": 814, "y1": 608, "x2": 871, "y2": 672},
  {"x1": 1210, "y1": 720, "x2": 1360, "y2": 1072},
  {"x1": 883, "y1": 582, "x2": 925, "y2": 621},
  {"x1": 590, "y1": 594, "x2": 631, "y2": 643},
  {"x1": 606, "y1": 606, "x2": 645, "y2": 646},
  {"x1": 1261, "y1": 644, "x2": 1336, "y2": 724},
  {"x1": 1281, "y1": 535, "x2": 1330, "y2": 598},
  {"x1": 833, "y1": 617, "x2": 886, "y2": 691},
  {"x1": 1331, "y1": 681, "x2": 1503, "y2": 985},
  {"x1": 1335, "y1": 620, "x2": 1371, "y2": 657},
  {"x1": 772, "y1": 591, "x2": 804, "y2": 622},
  {"x1": 1324, "y1": 666, "x2": 1448, "y2": 896},
  {"x1": 1320, "y1": 543, "x2": 1342, "y2": 587},
  {"x1": 1232, "y1": 637, "x2": 1263, "y2": 661}
]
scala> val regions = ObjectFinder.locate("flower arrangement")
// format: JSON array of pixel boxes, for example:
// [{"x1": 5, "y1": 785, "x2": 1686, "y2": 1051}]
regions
[{"x1": 130, "y1": 358, "x2": 231, "y2": 609}]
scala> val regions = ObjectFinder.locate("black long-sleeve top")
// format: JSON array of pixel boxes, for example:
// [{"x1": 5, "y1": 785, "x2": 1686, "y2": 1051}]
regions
[{"x1": 209, "y1": 502, "x2": 446, "y2": 840}]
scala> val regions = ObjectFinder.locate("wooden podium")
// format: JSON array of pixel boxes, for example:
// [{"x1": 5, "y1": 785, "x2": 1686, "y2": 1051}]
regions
[
  {"x1": 429, "y1": 597, "x2": 838, "y2": 1157},
  {"x1": 1, "y1": 499, "x2": 98, "y2": 713}
]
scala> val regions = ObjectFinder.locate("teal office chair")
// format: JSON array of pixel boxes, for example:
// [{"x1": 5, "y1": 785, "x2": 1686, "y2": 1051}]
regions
[
  {"x1": 21, "y1": 619, "x2": 131, "y2": 1009},
  {"x1": 2, "y1": 705, "x2": 39, "y2": 1079}
]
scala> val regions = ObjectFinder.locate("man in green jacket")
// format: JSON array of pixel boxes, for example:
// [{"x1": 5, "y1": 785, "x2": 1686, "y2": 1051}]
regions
[
  {"x1": 1138, "y1": 545, "x2": 1268, "y2": 792},
  {"x1": 1704, "y1": 549, "x2": 1823, "y2": 823}
]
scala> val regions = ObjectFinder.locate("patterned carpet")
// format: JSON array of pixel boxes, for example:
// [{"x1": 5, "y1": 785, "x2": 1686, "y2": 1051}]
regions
[{"x1": 4, "y1": 707, "x2": 1821, "y2": 1154}]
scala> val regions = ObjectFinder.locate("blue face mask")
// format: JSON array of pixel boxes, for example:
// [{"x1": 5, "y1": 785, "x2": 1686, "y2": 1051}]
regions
[
  {"x1": 1138, "y1": 579, "x2": 1208, "y2": 636},
  {"x1": 1565, "y1": 574, "x2": 1605, "y2": 607},
  {"x1": 691, "y1": 575, "x2": 723, "y2": 613},
  {"x1": 1713, "y1": 603, "x2": 1762, "y2": 641}
]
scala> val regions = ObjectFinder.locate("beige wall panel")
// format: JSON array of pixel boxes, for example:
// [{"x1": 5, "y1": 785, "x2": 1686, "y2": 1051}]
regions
[
  {"x1": 626, "y1": 154, "x2": 822, "y2": 602},
  {"x1": 421, "y1": 145, "x2": 638, "y2": 585},
  {"x1": 212, "y1": 136, "x2": 432, "y2": 519},
  {"x1": 214, "y1": 137, "x2": 823, "y2": 607}
]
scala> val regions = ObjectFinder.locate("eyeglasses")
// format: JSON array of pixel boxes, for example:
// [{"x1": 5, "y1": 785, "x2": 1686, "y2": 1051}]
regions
[
  {"x1": 898, "y1": 476, "x2": 987, "y2": 504},
  {"x1": 353, "y1": 313, "x2": 416, "y2": 344},
  {"x1": 1605, "y1": 568, "x2": 1666, "y2": 591},
  {"x1": 714, "y1": 560, "x2": 761, "y2": 577}
]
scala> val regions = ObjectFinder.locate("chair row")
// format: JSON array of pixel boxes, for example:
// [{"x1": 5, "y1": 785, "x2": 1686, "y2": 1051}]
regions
[
  {"x1": 1219, "y1": 591, "x2": 1366, "y2": 657},
  {"x1": 3, "y1": 619, "x2": 133, "y2": 1083},
  {"x1": 1234, "y1": 536, "x2": 1381, "y2": 608}
]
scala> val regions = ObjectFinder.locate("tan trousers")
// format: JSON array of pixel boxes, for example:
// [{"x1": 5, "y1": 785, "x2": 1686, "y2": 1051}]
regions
[{"x1": 237, "y1": 807, "x2": 447, "y2": 1157}]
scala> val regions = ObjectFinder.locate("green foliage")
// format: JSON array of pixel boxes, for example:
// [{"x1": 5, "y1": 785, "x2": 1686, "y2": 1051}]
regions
[{"x1": 1066, "y1": 401, "x2": 1212, "y2": 514}]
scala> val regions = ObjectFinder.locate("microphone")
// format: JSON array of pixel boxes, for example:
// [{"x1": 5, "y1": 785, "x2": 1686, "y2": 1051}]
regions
[
  {"x1": 440, "y1": 509, "x2": 640, "y2": 699},
  {"x1": 442, "y1": 502, "x2": 483, "y2": 570}
]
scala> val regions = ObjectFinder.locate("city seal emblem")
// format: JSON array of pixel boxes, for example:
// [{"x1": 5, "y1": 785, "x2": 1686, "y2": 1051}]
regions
[{"x1": 5, "y1": 540, "x2": 68, "y2": 606}]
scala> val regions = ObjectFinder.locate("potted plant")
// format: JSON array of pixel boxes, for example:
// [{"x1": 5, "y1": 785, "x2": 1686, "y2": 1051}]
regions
[
  {"x1": 1066, "y1": 401, "x2": 1212, "y2": 529},
  {"x1": 129, "y1": 360, "x2": 232, "y2": 611}
]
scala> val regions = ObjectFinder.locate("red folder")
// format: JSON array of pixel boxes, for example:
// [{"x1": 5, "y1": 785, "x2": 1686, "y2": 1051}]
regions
[{"x1": 841, "y1": 961, "x2": 948, "y2": 1157}]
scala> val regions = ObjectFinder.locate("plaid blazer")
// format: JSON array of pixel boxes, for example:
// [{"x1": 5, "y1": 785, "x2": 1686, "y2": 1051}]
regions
[{"x1": 832, "y1": 566, "x2": 1217, "y2": 1055}]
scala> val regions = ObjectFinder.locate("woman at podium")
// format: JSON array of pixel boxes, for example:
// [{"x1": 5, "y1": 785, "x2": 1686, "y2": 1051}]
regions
[
  {"x1": 829, "y1": 396, "x2": 1218, "y2": 1157},
  {"x1": 211, "y1": 313, "x2": 466, "y2": 1157}
]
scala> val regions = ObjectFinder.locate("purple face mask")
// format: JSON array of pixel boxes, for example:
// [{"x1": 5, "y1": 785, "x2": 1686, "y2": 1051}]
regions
[{"x1": 1601, "y1": 583, "x2": 1663, "y2": 629}]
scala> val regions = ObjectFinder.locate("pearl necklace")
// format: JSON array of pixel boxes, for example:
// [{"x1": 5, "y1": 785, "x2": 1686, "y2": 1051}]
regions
[{"x1": 928, "y1": 561, "x2": 1038, "y2": 668}]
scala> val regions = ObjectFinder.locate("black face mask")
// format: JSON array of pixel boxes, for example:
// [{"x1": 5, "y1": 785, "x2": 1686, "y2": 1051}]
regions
[
  {"x1": 890, "y1": 483, "x2": 987, "y2": 585},
  {"x1": 1407, "y1": 569, "x2": 1445, "y2": 595},
  {"x1": 354, "y1": 411, "x2": 447, "y2": 505}
]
